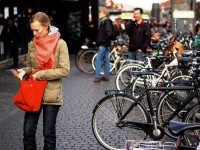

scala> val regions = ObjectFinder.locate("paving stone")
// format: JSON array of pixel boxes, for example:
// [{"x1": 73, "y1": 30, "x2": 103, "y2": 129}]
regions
[{"x1": 0, "y1": 55, "x2": 174, "y2": 149}]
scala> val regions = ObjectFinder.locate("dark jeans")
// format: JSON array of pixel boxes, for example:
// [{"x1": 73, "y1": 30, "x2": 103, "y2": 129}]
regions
[
  {"x1": 95, "y1": 46, "x2": 110, "y2": 78},
  {"x1": 23, "y1": 105, "x2": 60, "y2": 150}
]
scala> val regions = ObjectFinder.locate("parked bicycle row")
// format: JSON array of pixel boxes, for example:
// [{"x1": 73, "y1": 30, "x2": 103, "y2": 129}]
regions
[
  {"x1": 84, "y1": 8, "x2": 200, "y2": 150},
  {"x1": 75, "y1": 13, "x2": 200, "y2": 148},
  {"x1": 91, "y1": 47, "x2": 200, "y2": 149},
  {"x1": 75, "y1": 28, "x2": 200, "y2": 77}
]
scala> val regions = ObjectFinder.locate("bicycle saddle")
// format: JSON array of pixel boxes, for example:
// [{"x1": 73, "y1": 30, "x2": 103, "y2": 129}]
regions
[{"x1": 169, "y1": 120, "x2": 200, "y2": 136}]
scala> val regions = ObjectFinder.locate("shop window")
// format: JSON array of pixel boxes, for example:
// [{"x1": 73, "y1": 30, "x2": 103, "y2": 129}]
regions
[
  {"x1": 14, "y1": 7, "x2": 18, "y2": 15},
  {"x1": 4, "y1": 7, "x2": 9, "y2": 19}
]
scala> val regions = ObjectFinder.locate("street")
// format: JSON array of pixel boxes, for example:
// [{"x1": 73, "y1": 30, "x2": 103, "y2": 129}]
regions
[
  {"x1": 0, "y1": 55, "x2": 115, "y2": 150},
  {"x1": 0, "y1": 55, "x2": 172, "y2": 150}
]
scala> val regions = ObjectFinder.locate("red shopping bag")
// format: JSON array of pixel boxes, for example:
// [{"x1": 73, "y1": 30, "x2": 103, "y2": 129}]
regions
[{"x1": 13, "y1": 79, "x2": 47, "y2": 112}]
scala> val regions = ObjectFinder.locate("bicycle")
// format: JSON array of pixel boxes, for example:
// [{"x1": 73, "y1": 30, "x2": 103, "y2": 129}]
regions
[
  {"x1": 115, "y1": 52, "x2": 181, "y2": 94},
  {"x1": 125, "y1": 120, "x2": 199, "y2": 150},
  {"x1": 92, "y1": 70, "x2": 200, "y2": 150},
  {"x1": 92, "y1": 39, "x2": 128, "y2": 75},
  {"x1": 76, "y1": 45, "x2": 97, "y2": 74}
]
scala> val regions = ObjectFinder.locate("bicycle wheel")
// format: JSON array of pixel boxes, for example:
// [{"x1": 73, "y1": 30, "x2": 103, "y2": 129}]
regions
[
  {"x1": 156, "y1": 90, "x2": 190, "y2": 138},
  {"x1": 131, "y1": 72, "x2": 163, "y2": 98},
  {"x1": 115, "y1": 64, "x2": 143, "y2": 90},
  {"x1": 75, "y1": 49, "x2": 84, "y2": 70},
  {"x1": 78, "y1": 49, "x2": 97, "y2": 73},
  {"x1": 165, "y1": 75, "x2": 194, "y2": 115},
  {"x1": 92, "y1": 93, "x2": 149, "y2": 150},
  {"x1": 114, "y1": 57, "x2": 129, "y2": 75},
  {"x1": 183, "y1": 104, "x2": 200, "y2": 147},
  {"x1": 168, "y1": 74, "x2": 193, "y2": 87}
]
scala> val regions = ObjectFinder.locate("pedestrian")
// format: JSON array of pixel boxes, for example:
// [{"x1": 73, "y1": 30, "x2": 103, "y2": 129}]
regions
[
  {"x1": 1, "y1": 18, "x2": 20, "y2": 67},
  {"x1": 16, "y1": 12, "x2": 70, "y2": 149},
  {"x1": 94, "y1": 9, "x2": 113, "y2": 82},
  {"x1": 125, "y1": 7, "x2": 151, "y2": 61},
  {"x1": 113, "y1": 18, "x2": 122, "y2": 37}
]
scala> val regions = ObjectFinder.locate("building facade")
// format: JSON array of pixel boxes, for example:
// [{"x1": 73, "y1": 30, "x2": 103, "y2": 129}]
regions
[{"x1": 0, "y1": 0, "x2": 99, "y2": 56}]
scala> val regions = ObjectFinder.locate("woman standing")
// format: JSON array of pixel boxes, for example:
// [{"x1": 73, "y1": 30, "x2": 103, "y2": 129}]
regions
[{"x1": 17, "y1": 12, "x2": 70, "y2": 150}]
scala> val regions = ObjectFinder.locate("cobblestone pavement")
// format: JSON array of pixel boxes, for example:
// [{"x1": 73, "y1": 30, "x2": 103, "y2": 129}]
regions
[{"x1": 0, "y1": 55, "x2": 173, "y2": 150}]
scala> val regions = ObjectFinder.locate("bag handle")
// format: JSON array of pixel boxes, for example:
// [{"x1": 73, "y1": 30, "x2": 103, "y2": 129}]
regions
[{"x1": 27, "y1": 60, "x2": 52, "y2": 80}]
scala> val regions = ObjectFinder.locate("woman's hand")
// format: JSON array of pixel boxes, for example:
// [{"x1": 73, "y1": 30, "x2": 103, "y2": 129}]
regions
[
  {"x1": 17, "y1": 69, "x2": 26, "y2": 80},
  {"x1": 32, "y1": 74, "x2": 37, "y2": 80}
]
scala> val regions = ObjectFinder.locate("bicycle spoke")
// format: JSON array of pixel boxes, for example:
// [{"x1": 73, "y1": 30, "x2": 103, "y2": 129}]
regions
[{"x1": 92, "y1": 95, "x2": 148, "y2": 149}]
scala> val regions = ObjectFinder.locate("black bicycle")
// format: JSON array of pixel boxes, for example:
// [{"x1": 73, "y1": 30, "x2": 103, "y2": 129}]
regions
[{"x1": 92, "y1": 69, "x2": 200, "y2": 150}]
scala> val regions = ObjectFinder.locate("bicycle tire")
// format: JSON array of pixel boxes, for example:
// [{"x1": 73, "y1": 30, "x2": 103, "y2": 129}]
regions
[
  {"x1": 75, "y1": 49, "x2": 85, "y2": 70},
  {"x1": 167, "y1": 74, "x2": 193, "y2": 87},
  {"x1": 156, "y1": 88, "x2": 193, "y2": 138},
  {"x1": 115, "y1": 59, "x2": 145, "y2": 76},
  {"x1": 183, "y1": 104, "x2": 200, "y2": 147},
  {"x1": 91, "y1": 53, "x2": 97, "y2": 73},
  {"x1": 131, "y1": 72, "x2": 163, "y2": 98},
  {"x1": 78, "y1": 49, "x2": 97, "y2": 74},
  {"x1": 114, "y1": 56, "x2": 129, "y2": 75},
  {"x1": 115, "y1": 64, "x2": 144, "y2": 90},
  {"x1": 92, "y1": 93, "x2": 150, "y2": 150},
  {"x1": 156, "y1": 91, "x2": 183, "y2": 138},
  {"x1": 165, "y1": 75, "x2": 194, "y2": 120}
]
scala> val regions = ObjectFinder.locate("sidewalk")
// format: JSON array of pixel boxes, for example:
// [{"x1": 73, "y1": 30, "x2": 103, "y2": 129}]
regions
[
  {"x1": 0, "y1": 55, "x2": 173, "y2": 149},
  {"x1": 0, "y1": 55, "x2": 112, "y2": 149},
  {"x1": 0, "y1": 67, "x2": 21, "y2": 124},
  {"x1": 0, "y1": 53, "x2": 26, "y2": 122},
  {"x1": 0, "y1": 54, "x2": 27, "y2": 124},
  {"x1": 0, "y1": 54, "x2": 26, "y2": 70}
]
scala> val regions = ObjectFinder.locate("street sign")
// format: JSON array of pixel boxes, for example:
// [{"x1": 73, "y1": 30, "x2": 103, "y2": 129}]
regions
[
  {"x1": 115, "y1": 3, "x2": 123, "y2": 10},
  {"x1": 106, "y1": 0, "x2": 113, "y2": 8}
]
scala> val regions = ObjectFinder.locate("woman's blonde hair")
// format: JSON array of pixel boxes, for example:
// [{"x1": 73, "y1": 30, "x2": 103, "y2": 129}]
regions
[{"x1": 30, "y1": 12, "x2": 50, "y2": 27}]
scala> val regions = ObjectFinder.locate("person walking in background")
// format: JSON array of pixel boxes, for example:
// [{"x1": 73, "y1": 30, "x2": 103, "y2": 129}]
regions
[
  {"x1": 125, "y1": 7, "x2": 151, "y2": 61},
  {"x1": 94, "y1": 9, "x2": 113, "y2": 82},
  {"x1": 16, "y1": 12, "x2": 70, "y2": 149},
  {"x1": 1, "y1": 18, "x2": 20, "y2": 68},
  {"x1": 113, "y1": 18, "x2": 122, "y2": 37}
]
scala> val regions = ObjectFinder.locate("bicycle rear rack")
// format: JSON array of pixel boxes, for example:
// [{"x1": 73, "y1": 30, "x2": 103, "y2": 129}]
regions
[
  {"x1": 105, "y1": 90, "x2": 133, "y2": 96},
  {"x1": 125, "y1": 140, "x2": 176, "y2": 150}
]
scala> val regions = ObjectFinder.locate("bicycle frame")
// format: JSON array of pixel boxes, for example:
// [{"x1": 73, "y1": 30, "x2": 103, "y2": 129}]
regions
[
  {"x1": 110, "y1": 42, "x2": 130, "y2": 73},
  {"x1": 151, "y1": 57, "x2": 178, "y2": 87},
  {"x1": 115, "y1": 72, "x2": 200, "y2": 140},
  {"x1": 138, "y1": 51, "x2": 181, "y2": 86},
  {"x1": 91, "y1": 41, "x2": 128, "y2": 74},
  {"x1": 162, "y1": 90, "x2": 197, "y2": 126},
  {"x1": 115, "y1": 75, "x2": 165, "y2": 140},
  {"x1": 133, "y1": 56, "x2": 179, "y2": 87}
]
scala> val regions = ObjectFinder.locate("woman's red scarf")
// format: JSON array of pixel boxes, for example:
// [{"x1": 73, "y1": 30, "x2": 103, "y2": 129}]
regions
[{"x1": 33, "y1": 32, "x2": 60, "y2": 69}]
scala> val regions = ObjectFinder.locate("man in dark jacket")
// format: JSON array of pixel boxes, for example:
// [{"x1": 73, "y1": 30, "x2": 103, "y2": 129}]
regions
[
  {"x1": 125, "y1": 7, "x2": 151, "y2": 61},
  {"x1": 94, "y1": 9, "x2": 113, "y2": 82},
  {"x1": 1, "y1": 18, "x2": 20, "y2": 68}
]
